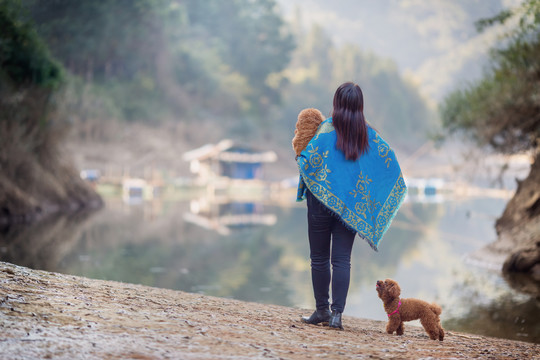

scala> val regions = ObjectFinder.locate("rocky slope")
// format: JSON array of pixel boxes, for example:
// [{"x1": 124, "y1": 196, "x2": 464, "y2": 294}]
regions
[{"x1": 487, "y1": 152, "x2": 540, "y2": 284}]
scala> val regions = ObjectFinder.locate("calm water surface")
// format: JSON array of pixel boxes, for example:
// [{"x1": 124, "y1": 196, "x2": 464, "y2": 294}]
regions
[{"x1": 1, "y1": 192, "x2": 538, "y2": 343}]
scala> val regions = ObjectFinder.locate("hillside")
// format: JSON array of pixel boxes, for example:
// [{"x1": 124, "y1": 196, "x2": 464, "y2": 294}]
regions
[{"x1": 0, "y1": 1, "x2": 102, "y2": 222}]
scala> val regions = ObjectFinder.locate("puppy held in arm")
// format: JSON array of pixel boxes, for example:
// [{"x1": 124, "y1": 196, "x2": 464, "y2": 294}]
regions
[
  {"x1": 376, "y1": 279, "x2": 444, "y2": 341},
  {"x1": 292, "y1": 108, "x2": 325, "y2": 157}
]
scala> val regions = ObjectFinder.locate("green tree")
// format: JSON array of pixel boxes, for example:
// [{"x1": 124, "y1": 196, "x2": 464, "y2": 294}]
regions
[
  {"x1": 21, "y1": 0, "x2": 180, "y2": 121},
  {"x1": 21, "y1": 0, "x2": 294, "y2": 122},
  {"x1": 440, "y1": 0, "x2": 540, "y2": 275},
  {"x1": 22, "y1": 0, "x2": 164, "y2": 82},
  {"x1": 0, "y1": 0, "x2": 100, "y2": 218},
  {"x1": 184, "y1": 0, "x2": 295, "y2": 115},
  {"x1": 0, "y1": 0, "x2": 62, "y2": 88},
  {"x1": 441, "y1": 0, "x2": 540, "y2": 153}
]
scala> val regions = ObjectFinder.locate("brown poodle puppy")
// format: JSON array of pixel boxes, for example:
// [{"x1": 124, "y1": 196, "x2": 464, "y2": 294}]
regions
[
  {"x1": 376, "y1": 279, "x2": 444, "y2": 341},
  {"x1": 292, "y1": 108, "x2": 325, "y2": 157}
]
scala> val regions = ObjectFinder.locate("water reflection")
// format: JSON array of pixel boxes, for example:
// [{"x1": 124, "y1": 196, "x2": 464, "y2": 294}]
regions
[
  {"x1": 0, "y1": 210, "x2": 95, "y2": 271},
  {"x1": 184, "y1": 198, "x2": 277, "y2": 235},
  {"x1": 0, "y1": 194, "x2": 538, "y2": 343},
  {"x1": 443, "y1": 271, "x2": 540, "y2": 342}
]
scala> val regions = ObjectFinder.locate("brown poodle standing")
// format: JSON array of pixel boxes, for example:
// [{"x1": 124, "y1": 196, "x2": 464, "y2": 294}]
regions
[
  {"x1": 376, "y1": 279, "x2": 444, "y2": 341},
  {"x1": 292, "y1": 108, "x2": 325, "y2": 157}
]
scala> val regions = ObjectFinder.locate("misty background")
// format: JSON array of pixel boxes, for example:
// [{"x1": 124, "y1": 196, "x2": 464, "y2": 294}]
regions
[
  {"x1": 3, "y1": 0, "x2": 511, "y2": 181},
  {"x1": 279, "y1": 0, "x2": 520, "y2": 102},
  {"x1": 51, "y1": 0, "x2": 521, "y2": 184},
  {"x1": 2, "y1": 0, "x2": 538, "y2": 343}
]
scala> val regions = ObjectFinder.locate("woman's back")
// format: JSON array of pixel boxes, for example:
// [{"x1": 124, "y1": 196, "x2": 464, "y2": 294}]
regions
[{"x1": 296, "y1": 82, "x2": 407, "y2": 250}]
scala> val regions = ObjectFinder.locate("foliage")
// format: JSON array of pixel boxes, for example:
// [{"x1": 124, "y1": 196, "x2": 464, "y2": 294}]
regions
[
  {"x1": 0, "y1": 0, "x2": 100, "y2": 218},
  {"x1": 0, "y1": 0, "x2": 64, "y2": 169},
  {"x1": 5, "y1": 0, "x2": 434, "y2": 150},
  {"x1": 21, "y1": 0, "x2": 294, "y2": 122},
  {"x1": 475, "y1": 0, "x2": 540, "y2": 35},
  {"x1": 441, "y1": 0, "x2": 540, "y2": 154},
  {"x1": 0, "y1": 0, "x2": 62, "y2": 89},
  {"x1": 184, "y1": 0, "x2": 295, "y2": 113},
  {"x1": 2, "y1": 0, "x2": 437, "y2": 162}
]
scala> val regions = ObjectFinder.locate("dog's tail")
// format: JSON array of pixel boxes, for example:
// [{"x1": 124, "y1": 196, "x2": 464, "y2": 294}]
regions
[{"x1": 430, "y1": 303, "x2": 442, "y2": 316}]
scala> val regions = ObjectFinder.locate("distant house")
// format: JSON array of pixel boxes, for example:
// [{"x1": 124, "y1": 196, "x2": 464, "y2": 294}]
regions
[
  {"x1": 183, "y1": 139, "x2": 277, "y2": 182},
  {"x1": 80, "y1": 169, "x2": 100, "y2": 183},
  {"x1": 122, "y1": 178, "x2": 146, "y2": 204}
]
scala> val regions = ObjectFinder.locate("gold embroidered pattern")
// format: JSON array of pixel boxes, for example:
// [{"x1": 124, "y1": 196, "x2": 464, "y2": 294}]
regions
[
  {"x1": 303, "y1": 172, "x2": 407, "y2": 249},
  {"x1": 304, "y1": 176, "x2": 371, "y2": 232},
  {"x1": 350, "y1": 171, "x2": 372, "y2": 198},
  {"x1": 296, "y1": 120, "x2": 407, "y2": 250},
  {"x1": 373, "y1": 173, "x2": 407, "y2": 241},
  {"x1": 307, "y1": 143, "x2": 331, "y2": 188},
  {"x1": 350, "y1": 171, "x2": 381, "y2": 220},
  {"x1": 373, "y1": 134, "x2": 393, "y2": 168},
  {"x1": 354, "y1": 191, "x2": 381, "y2": 220}
]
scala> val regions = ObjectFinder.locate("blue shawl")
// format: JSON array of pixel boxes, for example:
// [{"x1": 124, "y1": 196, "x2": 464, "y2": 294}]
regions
[{"x1": 297, "y1": 118, "x2": 407, "y2": 251}]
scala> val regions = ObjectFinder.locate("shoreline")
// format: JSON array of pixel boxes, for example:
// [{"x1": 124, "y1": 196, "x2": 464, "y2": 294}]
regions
[{"x1": 1, "y1": 262, "x2": 538, "y2": 359}]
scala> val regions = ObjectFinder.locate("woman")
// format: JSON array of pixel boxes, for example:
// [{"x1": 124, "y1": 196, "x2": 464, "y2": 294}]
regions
[{"x1": 297, "y1": 82, "x2": 407, "y2": 330}]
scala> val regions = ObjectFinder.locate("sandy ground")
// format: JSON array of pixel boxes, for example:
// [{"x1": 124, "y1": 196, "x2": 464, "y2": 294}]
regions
[{"x1": 0, "y1": 262, "x2": 538, "y2": 360}]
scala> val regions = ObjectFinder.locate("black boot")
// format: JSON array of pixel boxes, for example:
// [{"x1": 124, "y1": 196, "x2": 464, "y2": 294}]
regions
[
  {"x1": 329, "y1": 310, "x2": 343, "y2": 330},
  {"x1": 301, "y1": 308, "x2": 331, "y2": 325}
]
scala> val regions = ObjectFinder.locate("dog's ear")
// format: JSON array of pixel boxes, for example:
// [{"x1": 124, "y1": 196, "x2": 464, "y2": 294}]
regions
[
  {"x1": 384, "y1": 279, "x2": 400, "y2": 299},
  {"x1": 388, "y1": 281, "x2": 401, "y2": 299}
]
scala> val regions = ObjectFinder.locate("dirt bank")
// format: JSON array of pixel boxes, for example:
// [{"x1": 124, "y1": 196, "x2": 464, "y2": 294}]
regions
[
  {"x1": 0, "y1": 262, "x2": 538, "y2": 359},
  {"x1": 482, "y1": 151, "x2": 540, "y2": 286}
]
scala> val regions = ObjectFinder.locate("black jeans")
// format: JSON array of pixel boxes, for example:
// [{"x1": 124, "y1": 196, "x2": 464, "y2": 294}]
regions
[{"x1": 306, "y1": 190, "x2": 355, "y2": 313}]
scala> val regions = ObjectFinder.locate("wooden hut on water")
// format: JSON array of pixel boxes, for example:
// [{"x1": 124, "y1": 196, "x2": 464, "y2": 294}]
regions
[{"x1": 182, "y1": 139, "x2": 277, "y2": 185}]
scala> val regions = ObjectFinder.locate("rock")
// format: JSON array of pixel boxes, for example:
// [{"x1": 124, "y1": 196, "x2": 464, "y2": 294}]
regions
[
  {"x1": 503, "y1": 242, "x2": 540, "y2": 274},
  {"x1": 486, "y1": 151, "x2": 540, "y2": 293}
]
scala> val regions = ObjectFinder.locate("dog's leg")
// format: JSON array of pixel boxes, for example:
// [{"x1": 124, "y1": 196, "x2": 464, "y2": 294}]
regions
[
  {"x1": 420, "y1": 317, "x2": 439, "y2": 340},
  {"x1": 427, "y1": 329, "x2": 439, "y2": 340},
  {"x1": 438, "y1": 325, "x2": 445, "y2": 341},
  {"x1": 386, "y1": 317, "x2": 401, "y2": 335},
  {"x1": 396, "y1": 322, "x2": 404, "y2": 336}
]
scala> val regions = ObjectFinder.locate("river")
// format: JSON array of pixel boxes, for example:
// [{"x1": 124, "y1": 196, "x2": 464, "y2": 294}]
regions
[{"x1": 0, "y1": 190, "x2": 538, "y2": 343}]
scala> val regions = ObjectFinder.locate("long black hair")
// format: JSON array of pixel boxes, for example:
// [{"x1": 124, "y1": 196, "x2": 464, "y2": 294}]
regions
[{"x1": 332, "y1": 82, "x2": 369, "y2": 161}]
